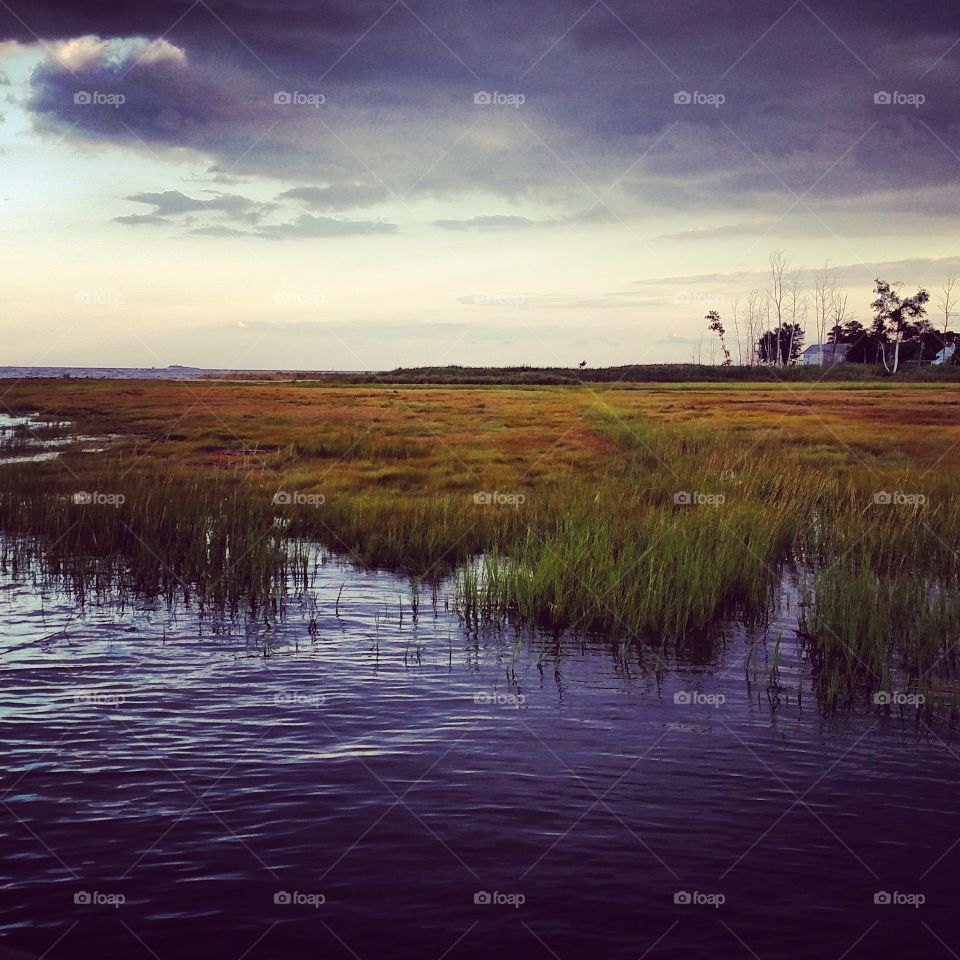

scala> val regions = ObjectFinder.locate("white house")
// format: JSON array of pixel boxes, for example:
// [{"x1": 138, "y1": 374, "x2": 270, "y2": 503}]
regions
[
  {"x1": 932, "y1": 343, "x2": 956, "y2": 366},
  {"x1": 802, "y1": 343, "x2": 851, "y2": 366}
]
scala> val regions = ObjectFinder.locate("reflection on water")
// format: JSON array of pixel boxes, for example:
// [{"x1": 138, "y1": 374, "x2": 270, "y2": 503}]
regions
[
  {"x1": 0, "y1": 413, "x2": 120, "y2": 465},
  {"x1": 0, "y1": 553, "x2": 957, "y2": 959}
]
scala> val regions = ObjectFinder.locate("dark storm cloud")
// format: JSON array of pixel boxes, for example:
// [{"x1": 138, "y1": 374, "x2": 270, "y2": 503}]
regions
[
  {"x1": 5, "y1": 1, "x2": 958, "y2": 55},
  {"x1": 26, "y1": 36, "x2": 266, "y2": 150},
  {"x1": 0, "y1": 0, "x2": 375, "y2": 47},
  {"x1": 8, "y1": 0, "x2": 960, "y2": 220}
]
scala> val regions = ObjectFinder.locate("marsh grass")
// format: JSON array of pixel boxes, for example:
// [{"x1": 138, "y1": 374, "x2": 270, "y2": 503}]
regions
[
  {"x1": 0, "y1": 468, "x2": 308, "y2": 622},
  {"x1": 1, "y1": 379, "x2": 959, "y2": 710}
]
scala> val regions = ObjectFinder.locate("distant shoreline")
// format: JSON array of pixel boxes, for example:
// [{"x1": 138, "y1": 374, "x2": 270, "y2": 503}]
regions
[
  {"x1": 0, "y1": 366, "x2": 378, "y2": 381},
  {"x1": 2, "y1": 363, "x2": 959, "y2": 385}
]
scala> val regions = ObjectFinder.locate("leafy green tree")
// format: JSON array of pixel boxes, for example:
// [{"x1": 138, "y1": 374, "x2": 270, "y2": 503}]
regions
[
  {"x1": 757, "y1": 323, "x2": 804, "y2": 364},
  {"x1": 870, "y1": 278, "x2": 930, "y2": 373}
]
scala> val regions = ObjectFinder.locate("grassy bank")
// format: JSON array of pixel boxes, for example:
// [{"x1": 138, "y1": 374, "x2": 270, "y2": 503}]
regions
[
  {"x1": 205, "y1": 363, "x2": 960, "y2": 385},
  {"x1": 1, "y1": 378, "x2": 959, "y2": 708}
]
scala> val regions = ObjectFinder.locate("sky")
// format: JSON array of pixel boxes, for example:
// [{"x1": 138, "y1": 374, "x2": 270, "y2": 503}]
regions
[{"x1": 1, "y1": 0, "x2": 960, "y2": 369}]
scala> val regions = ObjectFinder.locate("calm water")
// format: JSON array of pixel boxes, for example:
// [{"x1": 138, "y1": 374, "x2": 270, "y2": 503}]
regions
[
  {"x1": 0, "y1": 412, "x2": 119, "y2": 465},
  {"x1": 1, "y1": 555, "x2": 957, "y2": 959}
]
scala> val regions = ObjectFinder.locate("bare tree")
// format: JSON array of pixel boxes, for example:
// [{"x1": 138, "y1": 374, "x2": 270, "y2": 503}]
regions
[
  {"x1": 816, "y1": 269, "x2": 852, "y2": 361},
  {"x1": 786, "y1": 268, "x2": 806, "y2": 366},
  {"x1": 745, "y1": 288, "x2": 762, "y2": 365},
  {"x1": 690, "y1": 333, "x2": 704, "y2": 365},
  {"x1": 767, "y1": 251, "x2": 787, "y2": 365},
  {"x1": 830, "y1": 287, "x2": 849, "y2": 342},
  {"x1": 730, "y1": 298, "x2": 743, "y2": 365},
  {"x1": 813, "y1": 263, "x2": 833, "y2": 365},
  {"x1": 938, "y1": 272, "x2": 958, "y2": 338}
]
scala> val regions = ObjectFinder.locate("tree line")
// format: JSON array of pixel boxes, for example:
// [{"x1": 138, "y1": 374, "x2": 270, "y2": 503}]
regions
[{"x1": 700, "y1": 252, "x2": 957, "y2": 374}]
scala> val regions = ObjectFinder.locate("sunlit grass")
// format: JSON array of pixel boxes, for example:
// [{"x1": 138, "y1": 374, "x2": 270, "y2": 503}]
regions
[{"x1": 2, "y1": 377, "x2": 960, "y2": 709}]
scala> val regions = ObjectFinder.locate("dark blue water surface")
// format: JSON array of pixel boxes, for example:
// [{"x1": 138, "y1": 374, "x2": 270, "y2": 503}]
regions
[{"x1": 1, "y1": 559, "x2": 957, "y2": 960}]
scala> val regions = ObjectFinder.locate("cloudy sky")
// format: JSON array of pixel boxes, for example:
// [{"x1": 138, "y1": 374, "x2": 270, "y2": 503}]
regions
[{"x1": 1, "y1": 0, "x2": 960, "y2": 369}]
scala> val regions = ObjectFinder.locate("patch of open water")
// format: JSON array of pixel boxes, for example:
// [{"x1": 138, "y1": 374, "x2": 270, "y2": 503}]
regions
[{"x1": 0, "y1": 555, "x2": 956, "y2": 959}]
